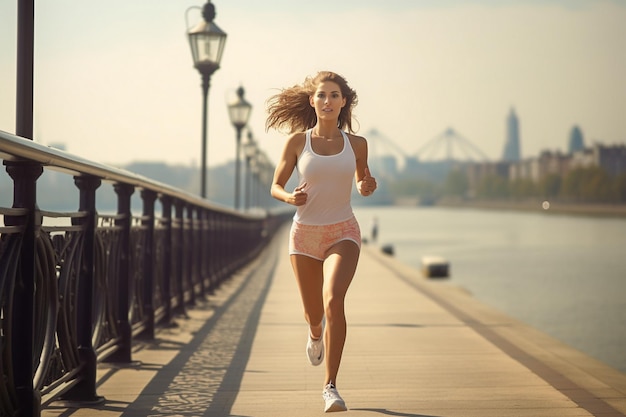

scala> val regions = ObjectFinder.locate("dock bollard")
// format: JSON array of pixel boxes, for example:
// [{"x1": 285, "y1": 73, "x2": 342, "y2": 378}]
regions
[
  {"x1": 421, "y1": 256, "x2": 449, "y2": 278},
  {"x1": 381, "y1": 244, "x2": 394, "y2": 256}
]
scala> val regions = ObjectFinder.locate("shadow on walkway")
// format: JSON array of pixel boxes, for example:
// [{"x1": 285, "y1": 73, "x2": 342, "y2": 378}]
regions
[{"x1": 118, "y1": 238, "x2": 280, "y2": 417}]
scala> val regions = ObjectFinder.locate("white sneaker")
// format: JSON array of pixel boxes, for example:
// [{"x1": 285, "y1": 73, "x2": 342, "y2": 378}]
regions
[
  {"x1": 306, "y1": 331, "x2": 324, "y2": 366},
  {"x1": 323, "y1": 383, "x2": 347, "y2": 412}
]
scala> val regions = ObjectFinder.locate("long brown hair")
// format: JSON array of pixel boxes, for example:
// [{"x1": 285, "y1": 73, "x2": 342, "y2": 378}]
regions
[{"x1": 265, "y1": 71, "x2": 358, "y2": 134}]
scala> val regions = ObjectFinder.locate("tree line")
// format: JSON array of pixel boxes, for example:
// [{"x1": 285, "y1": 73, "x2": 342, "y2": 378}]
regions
[{"x1": 390, "y1": 166, "x2": 626, "y2": 204}]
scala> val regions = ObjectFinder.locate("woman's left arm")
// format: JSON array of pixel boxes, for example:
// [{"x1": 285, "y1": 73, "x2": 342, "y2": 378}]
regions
[{"x1": 352, "y1": 135, "x2": 377, "y2": 196}]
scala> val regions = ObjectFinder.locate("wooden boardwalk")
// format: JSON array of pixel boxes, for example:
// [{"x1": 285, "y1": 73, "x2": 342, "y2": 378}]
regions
[{"x1": 43, "y1": 225, "x2": 626, "y2": 417}]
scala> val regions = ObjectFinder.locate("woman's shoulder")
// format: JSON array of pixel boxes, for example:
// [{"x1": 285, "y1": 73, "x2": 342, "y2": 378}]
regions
[
  {"x1": 286, "y1": 131, "x2": 307, "y2": 144},
  {"x1": 288, "y1": 131, "x2": 307, "y2": 140},
  {"x1": 284, "y1": 131, "x2": 307, "y2": 153},
  {"x1": 346, "y1": 132, "x2": 368, "y2": 149}
]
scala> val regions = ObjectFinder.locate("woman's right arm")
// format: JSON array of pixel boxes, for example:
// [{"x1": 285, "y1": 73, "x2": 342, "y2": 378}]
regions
[{"x1": 270, "y1": 133, "x2": 307, "y2": 206}]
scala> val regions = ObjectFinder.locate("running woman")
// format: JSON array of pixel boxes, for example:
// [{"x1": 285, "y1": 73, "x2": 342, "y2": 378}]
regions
[{"x1": 266, "y1": 71, "x2": 377, "y2": 412}]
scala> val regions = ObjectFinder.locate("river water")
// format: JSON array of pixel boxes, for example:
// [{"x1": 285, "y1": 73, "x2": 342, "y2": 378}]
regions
[{"x1": 353, "y1": 205, "x2": 626, "y2": 374}]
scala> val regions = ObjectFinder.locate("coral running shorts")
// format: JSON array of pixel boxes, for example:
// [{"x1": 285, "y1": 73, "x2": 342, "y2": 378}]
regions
[{"x1": 289, "y1": 216, "x2": 361, "y2": 261}]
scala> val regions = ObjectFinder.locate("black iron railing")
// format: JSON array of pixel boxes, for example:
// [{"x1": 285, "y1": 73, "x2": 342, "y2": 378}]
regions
[{"x1": 0, "y1": 129, "x2": 290, "y2": 416}]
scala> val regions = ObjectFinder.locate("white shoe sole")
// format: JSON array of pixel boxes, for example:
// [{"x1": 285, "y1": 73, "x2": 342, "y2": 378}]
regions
[{"x1": 324, "y1": 399, "x2": 347, "y2": 412}]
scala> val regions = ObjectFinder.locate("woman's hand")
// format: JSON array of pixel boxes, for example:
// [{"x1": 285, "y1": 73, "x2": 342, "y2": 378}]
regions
[
  {"x1": 287, "y1": 182, "x2": 308, "y2": 206},
  {"x1": 358, "y1": 168, "x2": 377, "y2": 196}
]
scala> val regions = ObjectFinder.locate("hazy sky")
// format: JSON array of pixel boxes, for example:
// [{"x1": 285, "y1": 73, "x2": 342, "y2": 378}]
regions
[{"x1": 1, "y1": 0, "x2": 625, "y2": 169}]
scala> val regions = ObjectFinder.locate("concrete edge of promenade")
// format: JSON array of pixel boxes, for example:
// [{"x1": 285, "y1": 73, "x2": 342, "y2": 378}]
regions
[{"x1": 362, "y1": 241, "x2": 626, "y2": 415}]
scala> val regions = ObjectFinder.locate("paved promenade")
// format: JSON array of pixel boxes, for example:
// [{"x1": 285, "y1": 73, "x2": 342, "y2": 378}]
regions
[{"x1": 43, "y1": 225, "x2": 626, "y2": 417}]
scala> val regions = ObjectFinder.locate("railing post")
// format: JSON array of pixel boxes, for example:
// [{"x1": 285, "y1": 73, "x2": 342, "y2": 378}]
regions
[
  {"x1": 61, "y1": 175, "x2": 104, "y2": 404},
  {"x1": 107, "y1": 183, "x2": 134, "y2": 362},
  {"x1": 199, "y1": 209, "x2": 209, "y2": 296},
  {"x1": 186, "y1": 205, "x2": 196, "y2": 305},
  {"x1": 173, "y1": 199, "x2": 186, "y2": 315},
  {"x1": 141, "y1": 189, "x2": 157, "y2": 339},
  {"x1": 216, "y1": 213, "x2": 227, "y2": 286},
  {"x1": 207, "y1": 211, "x2": 217, "y2": 293},
  {"x1": 4, "y1": 160, "x2": 42, "y2": 417},
  {"x1": 159, "y1": 195, "x2": 173, "y2": 323}
]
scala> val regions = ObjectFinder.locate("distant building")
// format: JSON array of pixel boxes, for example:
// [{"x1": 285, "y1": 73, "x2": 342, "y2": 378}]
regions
[
  {"x1": 570, "y1": 148, "x2": 595, "y2": 170},
  {"x1": 533, "y1": 150, "x2": 570, "y2": 180},
  {"x1": 508, "y1": 159, "x2": 533, "y2": 182},
  {"x1": 506, "y1": 143, "x2": 626, "y2": 184},
  {"x1": 465, "y1": 161, "x2": 510, "y2": 195},
  {"x1": 403, "y1": 156, "x2": 420, "y2": 174},
  {"x1": 371, "y1": 155, "x2": 398, "y2": 179},
  {"x1": 508, "y1": 151, "x2": 569, "y2": 183},
  {"x1": 502, "y1": 108, "x2": 521, "y2": 162},
  {"x1": 571, "y1": 144, "x2": 626, "y2": 176},
  {"x1": 568, "y1": 126, "x2": 585, "y2": 153}
]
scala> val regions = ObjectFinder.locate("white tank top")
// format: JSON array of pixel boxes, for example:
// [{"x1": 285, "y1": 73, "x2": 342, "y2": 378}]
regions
[{"x1": 293, "y1": 129, "x2": 356, "y2": 225}]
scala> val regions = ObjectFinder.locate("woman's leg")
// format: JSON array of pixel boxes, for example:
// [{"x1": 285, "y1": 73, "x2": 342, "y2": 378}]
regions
[
  {"x1": 290, "y1": 254, "x2": 325, "y2": 339},
  {"x1": 322, "y1": 240, "x2": 360, "y2": 387}
]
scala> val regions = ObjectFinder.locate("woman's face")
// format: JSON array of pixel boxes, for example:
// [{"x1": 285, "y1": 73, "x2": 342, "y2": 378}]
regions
[{"x1": 310, "y1": 81, "x2": 346, "y2": 121}]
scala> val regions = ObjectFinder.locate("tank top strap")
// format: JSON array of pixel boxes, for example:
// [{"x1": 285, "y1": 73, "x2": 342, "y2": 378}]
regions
[
  {"x1": 340, "y1": 130, "x2": 354, "y2": 157},
  {"x1": 340, "y1": 130, "x2": 348, "y2": 147}
]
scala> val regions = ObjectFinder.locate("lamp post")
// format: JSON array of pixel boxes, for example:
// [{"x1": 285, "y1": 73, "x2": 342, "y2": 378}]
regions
[
  {"x1": 255, "y1": 149, "x2": 274, "y2": 209},
  {"x1": 186, "y1": 0, "x2": 227, "y2": 198},
  {"x1": 16, "y1": 0, "x2": 34, "y2": 140},
  {"x1": 243, "y1": 131, "x2": 257, "y2": 210},
  {"x1": 255, "y1": 151, "x2": 271, "y2": 210},
  {"x1": 227, "y1": 86, "x2": 252, "y2": 209},
  {"x1": 249, "y1": 155, "x2": 259, "y2": 210}
]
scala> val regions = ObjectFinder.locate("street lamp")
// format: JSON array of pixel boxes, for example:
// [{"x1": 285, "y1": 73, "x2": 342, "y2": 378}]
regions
[
  {"x1": 255, "y1": 150, "x2": 272, "y2": 210},
  {"x1": 186, "y1": 0, "x2": 227, "y2": 198},
  {"x1": 249, "y1": 154, "x2": 260, "y2": 209},
  {"x1": 243, "y1": 131, "x2": 258, "y2": 210},
  {"x1": 227, "y1": 86, "x2": 252, "y2": 209}
]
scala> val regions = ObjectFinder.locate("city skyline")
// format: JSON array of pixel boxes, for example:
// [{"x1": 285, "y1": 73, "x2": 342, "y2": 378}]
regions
[{"x1": 1, "y1": 0, "x2": 625, "y2": 169}]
